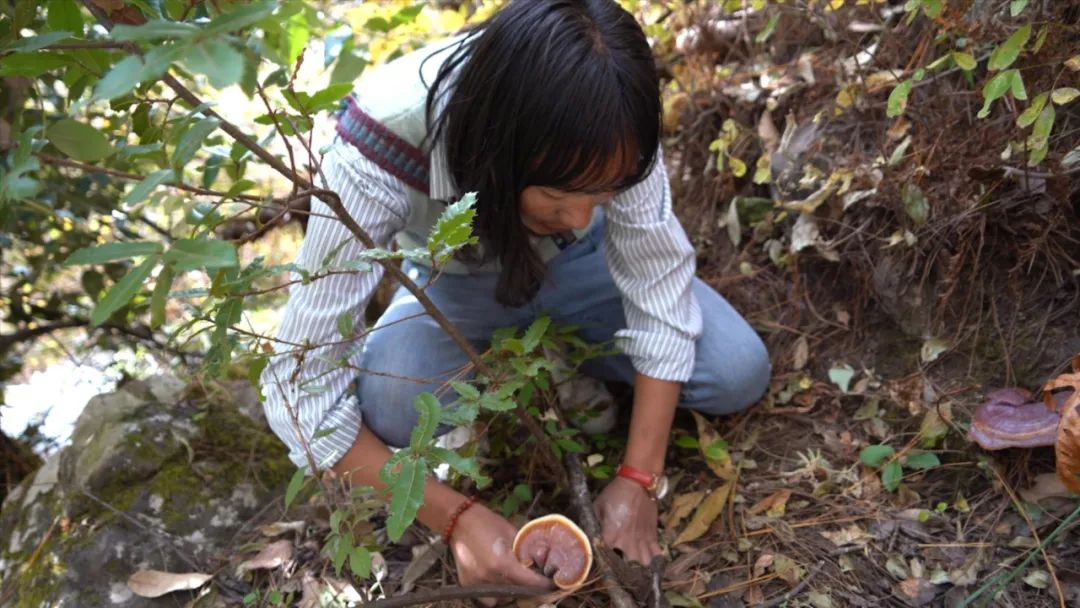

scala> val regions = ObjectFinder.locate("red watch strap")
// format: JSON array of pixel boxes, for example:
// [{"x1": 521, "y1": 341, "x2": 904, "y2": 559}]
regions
[{"x1": 616, "y1": 464, "x2": 656, "y2": 489}]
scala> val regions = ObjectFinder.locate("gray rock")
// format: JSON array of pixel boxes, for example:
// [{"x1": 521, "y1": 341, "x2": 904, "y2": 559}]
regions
[{"x1": 0, "y1": 375, "x2": 294, "y2": 607}]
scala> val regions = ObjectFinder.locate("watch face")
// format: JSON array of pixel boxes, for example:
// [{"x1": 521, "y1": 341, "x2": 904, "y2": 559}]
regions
[{"x1": 654, "y1": 475, "x2": 670, "y2": 500}]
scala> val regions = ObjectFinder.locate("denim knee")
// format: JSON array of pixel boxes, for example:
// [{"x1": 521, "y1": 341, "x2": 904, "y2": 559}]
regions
[
  {"x1": 681, "y1": 334, "x2": 771, "y2": 416},
  {"x1": 356, "y1": 374, "x2": 459, "y2": 449}
]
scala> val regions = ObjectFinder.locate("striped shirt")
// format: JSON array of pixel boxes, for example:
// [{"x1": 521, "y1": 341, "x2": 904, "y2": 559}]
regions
[{"x1": 260, "y1": 139, "x2": 702, "y2": 470}]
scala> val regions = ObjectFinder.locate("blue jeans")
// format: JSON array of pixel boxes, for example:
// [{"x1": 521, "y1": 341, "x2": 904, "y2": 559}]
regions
[{"x1": 354, "y1": 220, "x2": 771, "y2": 448}]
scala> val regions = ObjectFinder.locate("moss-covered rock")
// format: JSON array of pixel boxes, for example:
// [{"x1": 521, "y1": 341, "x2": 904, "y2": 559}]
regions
[{"x1": 0, "y1": 376, "x2": 293, "y2": 607}]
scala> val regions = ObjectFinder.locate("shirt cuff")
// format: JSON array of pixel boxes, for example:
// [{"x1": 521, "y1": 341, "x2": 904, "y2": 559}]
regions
[
  {"x1": 614, "y1": 327, "x2": 697, "y2": 383},
  {"x1": 284, "y1": 393, "x2": 364, "y2": 471}
]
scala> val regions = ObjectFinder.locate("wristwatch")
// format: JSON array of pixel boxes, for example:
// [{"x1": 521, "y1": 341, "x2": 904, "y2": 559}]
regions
[{"x1": 615, "y1": 464, "x2": 670, "y2": 500}]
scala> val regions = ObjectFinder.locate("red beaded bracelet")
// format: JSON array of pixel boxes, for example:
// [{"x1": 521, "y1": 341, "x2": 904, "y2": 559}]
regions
[{"x1": 442, "y1": 496, "x2": 479, "y2": 545}]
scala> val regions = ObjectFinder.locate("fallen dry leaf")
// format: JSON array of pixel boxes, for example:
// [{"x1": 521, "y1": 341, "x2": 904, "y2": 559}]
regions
[
  {"x1": 401, "y1": 542, "x2": 445, "y2": 594},
  {"x1": 236, "y1": 540, "x2": 293, "y2": 576},
  {"x1": 747, "y1": 489, "x2": 792, "y2": 518},
  {"x1": 298, "y1": 573, "x2": 322, "y2": 608},
  {"x1": 774, "y1": 554, "x2": 804, "y2": 585},
  {"x1": 793, "y1": 335, "x2": 809, "y2": 370},
  {"x1": 665, "y1": 491, "x2": 706, "y2": 530},
  {"x1": 820, "y1": 524, "x2": 873, "y2": 547},
  {"x1": 743, "y1": 584, "x2": 764, "y2": 604},
  {"x1": 896, "y1": 577, "x2": 936, "y2": 606},
  {"x1": 692, "y1": 412, "x2": 736, "y2": 481},
  {"x1": 675, "y1": 483, "x2": 732, "y2": 545},
  {"x1": 127, "y1": 570, "x2": 212, "y2": 598},
  {"x1": 752, "y1": 553, "x2": 775, "y2": 577},
  {"x1": 1056, "y1": 394, "x2": 1080, "y2": 493},
  {"x1": 1019, "y1": 472, "x2": 1074, "y2": 503},
  {"x1": 258, "y1": 521, "x2": 307, "y2": 537},
  {"x1": 808, "y1": 590, "x2": 835, "y2": 608}
]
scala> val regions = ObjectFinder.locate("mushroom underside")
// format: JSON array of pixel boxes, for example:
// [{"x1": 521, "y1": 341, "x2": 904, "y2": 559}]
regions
[
  {"x1": 970, "y1": 389, "x2": 1071, "y2": 450},
  {"x1": 512, "y1": 514, "x2": 592, "y2": 589}
]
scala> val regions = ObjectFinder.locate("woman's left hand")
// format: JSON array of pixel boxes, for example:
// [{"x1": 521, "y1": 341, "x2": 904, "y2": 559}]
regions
[{"x1": 593, "y1": 477, "x2": 662, "y2": 565}]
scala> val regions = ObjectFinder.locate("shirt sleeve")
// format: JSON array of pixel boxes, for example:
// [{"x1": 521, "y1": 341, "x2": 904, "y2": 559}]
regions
[
  {"x1": 603, "y1": 148, "x2": 702, "y2": 382},
  {"x1": 259, "y1": 142, "x2": 409, "y2": 471}
]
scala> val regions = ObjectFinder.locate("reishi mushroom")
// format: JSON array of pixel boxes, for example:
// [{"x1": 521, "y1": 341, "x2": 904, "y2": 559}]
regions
[
  {"x1": 969, "y1": 388, "x2": 1065, "y2": 450},
  {"x1": 512, "y1": 514, "x2": 592, "y2": 590}
]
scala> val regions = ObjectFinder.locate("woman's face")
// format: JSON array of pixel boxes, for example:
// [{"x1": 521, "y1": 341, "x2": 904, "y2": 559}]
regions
[
  {"x1": 518, "y1": 150, "x2": 635, "y2": 235},
  {"x1": 518, "y1": 186, "x2": 614, "y2": 235}
]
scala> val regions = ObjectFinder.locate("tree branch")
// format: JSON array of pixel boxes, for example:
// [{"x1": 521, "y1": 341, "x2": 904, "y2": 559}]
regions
[
  {"x1": 360, "y1": 584, "x2": 548, "y2": 608},
  {"x1": 0, "y1": 320, "x2": 85, "y2": 352}
]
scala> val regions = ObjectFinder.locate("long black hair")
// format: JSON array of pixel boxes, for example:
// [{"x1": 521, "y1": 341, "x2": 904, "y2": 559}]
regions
[{"x1": 425, "y1": 0, "x2": 662, "y2": 308}]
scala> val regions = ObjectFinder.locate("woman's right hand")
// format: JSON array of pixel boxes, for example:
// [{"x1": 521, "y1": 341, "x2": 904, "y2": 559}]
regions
[{"x1": 449, "y1": 503, "x2": 552, "y2": 604}]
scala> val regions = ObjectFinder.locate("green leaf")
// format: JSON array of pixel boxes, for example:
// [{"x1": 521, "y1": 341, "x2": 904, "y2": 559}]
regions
[
  {"x1": 988, "y1": 24, "x2": 1031, "y2": 71},
  {"x1": 0, "y1": 53, "x2": 71, "y2": 77},
  {"x1": 674, "y1": 435, "x2": 699, "y2": 449},
  {"x1": 428, "y1": 192, "x2": 478, "y2": 261},
  {"x1": 204, "y1": 0, "x2": 278, "y2": 35},
  {"x1": 65, "y1": 241, "x2": 163, "y2": 265},
  {"x1": 336, "y1": 310, "x2": 354, "y2": 339},
  {"x1": 248, "y1": 354, "x2": 269, "y2": 400},
  {"x1": 172, "y1": 117, "x2": 220, "y2": 170},
  {"x1": 47, "y1": 118, "x2": 114, "y2": 162},
  {"x1": 452, "y1": 381, "x2": 480, "y2": 402},
  {"x1": 47, "y1": 0, "x2": 84, "y2": 34},
  {"x1": 703, "y1": 438, "x2": 729, "y2": 461},
  {"x1": 521, "y1": 316, "x2": 551, "y2": 352},
  {"x1": 284, "y1": 83, "x2": 353, "y2": 114},
  {"x1": 1032, "y1": 104, "x2": 1056, "y2": 142},
  {"x1": 365, "y1": 17, "x2": 391, "y2": 33},
  {"x1": 391, "y1": 4, "x2": 425, "y2": 27},
  {"x1": 1017, "y1": 93, "x2": 1048, "y2": 128},
  {"x1": 349, "y1": 546, "x2": 371, "y2": 579},
  {"x1": 1010, "y1": 71, "x2": 1027, "y2": 101},
  {"x1": 386, "y1": 456, "x2": 427, "y2": 542},
  {"x1": 311, "y1": 427, "x2": 339, "y2": 441},
  {"x1": 150, "y1": 265, "x2": 174, "y2": 328},
  {"x1": 410, "y1": 393, "x2": 441, "y2": 451},
  {"x1": 902, "y1": 183, "x2": 930, "y2": 225},
  {"x1": 828, "y1": 364, "x2": 855, "y2": 393},
  {"x1": 887, "y1": 80, "x2": 913, "y2": 118},
  {"x1": 284, "y1": 467, "x2": 306, "y2": 509},
  {"x1": 283, "y1": 11, "x2": 310, "y2": 68},
  {"x1": 755, "y1": 13, "x2": 779, "y2": 44},
  {"x1": 951, "y1": 51, "x2": 976, "y2": 71},
  {"x1": 920, "y1": 0, "x2": 941, "y2": 18},
  {"x1": 183, "y1": 40, "x2": 244, "y2": 89},
  {"x1": 1027, "y1": 104, "x2": 1056, "y2": 166},
  {"x1": 1010, "y1": 0, "x2": 1029, "y2": 16},
  {"x1": 164, "y1": 239, "x2": 238, "y2": 271},
  {"x1": 90, "y1": 256, "x2": 157, "y2": 326},
  {"x1": 881, "y1": 461, "x2": 903, "y2": 491},
  {"x1": 111, "y1": 20, "x2": 200, "y2": 41},
  {"x1": 859, "y1": 444, "x2": 896, "y2": 468},
  {"x1": 330, "y1": 51, "x2": 367, "y2": 85},
  {"x1": 1051, "y1": 87, "x2": 1080, "y2": 105},
  {"x1": 93, "y1": 55, "x2": 146, "y2": 100},
  {"x1": 6, "y1": 32, "x2": 72, "y2": 52},
  {"x1": 330, "y1": 535, "x2": 348, "y2": 575},
  {"x1": 978, "y1": 70, "x2": 1016, "y2": 118},
  {"x1": 93, "y1": 46, "x2": 185, "y2": 101},
  {"x1": 903, "y1": 452, "x2": 941, "y2": 470},
  {"x1": 124, "y1": 168, "x2": 174, "y2": 205},
  {"x1": 430, "y1": 447, "x2": 491, "y2": 487}
]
